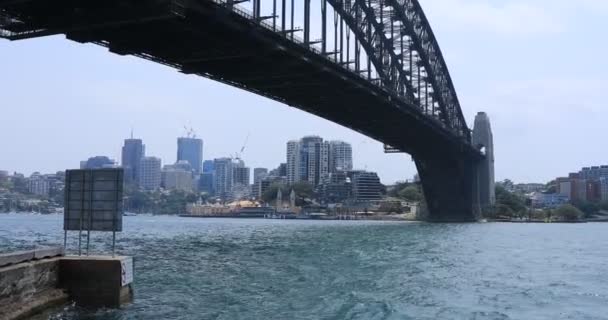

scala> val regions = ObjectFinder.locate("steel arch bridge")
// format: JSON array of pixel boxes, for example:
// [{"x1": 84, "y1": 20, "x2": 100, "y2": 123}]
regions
[{"x1": 0, "y1": 0, "x2": 491, "y2": 221}]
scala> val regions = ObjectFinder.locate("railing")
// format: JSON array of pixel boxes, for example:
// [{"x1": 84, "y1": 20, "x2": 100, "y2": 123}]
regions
[
  {"x1": 210, "y1": 0, "x2": 379, "y2": 87},
  {"x1": 207, "y1": 0, "x2": 469, "y2": 146}
]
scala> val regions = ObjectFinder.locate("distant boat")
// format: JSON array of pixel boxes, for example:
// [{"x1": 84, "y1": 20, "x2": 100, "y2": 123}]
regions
[{"x1": 123, "y1": 212, "x2": 137, "y2": 216}]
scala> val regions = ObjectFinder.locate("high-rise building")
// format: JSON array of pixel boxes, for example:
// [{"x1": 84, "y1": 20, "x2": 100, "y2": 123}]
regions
[
  {"x1": 203, "y1": 160, "x2": 215, "y2": 173},
  {"x1": 253, "y1": 168, "x2": 268, "y2": 185},
  {"x1": 601, "y1": 178, "x2": 608, "y2": 201},
  {"x1": 199, "y1": 172, "x2": 214, "y2": 194},
  {"x1": 580, "y1": 166, "x2": 608, "y2": 181},
  {"x1": 286, "y1": 140, "x2": 299, "y2": 184},
  {"x1": 162, "y1": 165, "x2": 193, "y2": 192},
  {"x1": 121, "y1": 138, "x2": 145, "y2": 185},
  {"x1": 139, "y1": 157, "x2": 162, "y2": 190},
  {"x1": 82, "y1": 156, "x2": 116, "y2": 169},
  {"x1": 319, "y1": 171, "x2": 351, "y2": 203},
  {"x1": 349, "y1": 170, "x2": 382, "y2": 201},
  {"x1": 329, "y1": 141, "x2": 353, "y2": 172},
  {"x1": 278, "y1": 163, "x2": 287, "y2": 177},
  {"x1": 28, "y1": 172, "x2": 50, "y2": 197},
  {"x1": 0, "y1": 170, "x2": 8, "y2": 185},
  {"x1": 213, "y1": 158, "x2": 234, "y2": 199},
  {"x1": 557, "y1": 177, "x2": 572, "y2": 199},
  {"x1": 177, "y1": 137, "x2": 203, "y2": 174},
  {"x1": 300, "y1": 136, "x2": 325, "y2": 185},
  {"x1": 256, "y1": 176, "x2": 287, "y2": 200},
  {"x1": 233, "y1": 166, "x2": 251, "y2": 187},
  {"x1": 286, "y1": 136, "x2": 332, "y2": 186},
  {"x1": 472, "y1": 112, "x2": 495, "y2": 207},
  {"x1": 586, "y1": 180, "x2": 601, "y2": 202}
]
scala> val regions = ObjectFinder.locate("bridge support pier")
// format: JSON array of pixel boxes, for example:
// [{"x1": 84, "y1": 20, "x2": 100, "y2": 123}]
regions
[{"x1": 415, "y1": 154, "x2": 481, "y2": 222}]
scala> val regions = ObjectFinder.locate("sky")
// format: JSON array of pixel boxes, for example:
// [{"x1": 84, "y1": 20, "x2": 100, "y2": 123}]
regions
[{"x1": 0, "y1": 0, "x2": 607, "y2": 185}]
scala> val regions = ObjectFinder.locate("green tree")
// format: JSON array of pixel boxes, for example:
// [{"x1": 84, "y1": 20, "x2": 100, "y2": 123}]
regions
[
  {"x1": 572, "y1": 200, "x2": 599, "y2": 218},
  {"x1": 495, "y1": 185, "x2": 526, "y2": 214},
  {"x1": 555, "y1": 204, "x2": 584, "y2": 222},
  {"x1": 292, "y1": 182, "x2": 314, "y2": 199},
  {"x1": 495, "y1": 204, "x2": 514, "y2": 217},
  {"x1": 261, "y1": 183, "x2": 286, "y2": 203},
  {"x1": 388, "y1": 181, "x2": 411, "y2": 198},
  {"x1": 397, "y1": 185, "x2": 422, "y2": 202},
  {"x1": 262, "y1": 182, "x2": 314, "y2": 206}
]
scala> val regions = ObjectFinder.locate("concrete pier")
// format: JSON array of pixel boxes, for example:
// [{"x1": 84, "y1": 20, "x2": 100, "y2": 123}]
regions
[
  {"x1": 0, "y1": 249, "x2": 133, "y2": 320},
  {"x1": 60, "y1": 256, "x2": 133, "y2": 308}
]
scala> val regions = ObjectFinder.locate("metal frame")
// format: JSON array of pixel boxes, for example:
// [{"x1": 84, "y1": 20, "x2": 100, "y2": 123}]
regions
[{"x1": 0, "y1": 0, "x2": 473, "y2": 147}]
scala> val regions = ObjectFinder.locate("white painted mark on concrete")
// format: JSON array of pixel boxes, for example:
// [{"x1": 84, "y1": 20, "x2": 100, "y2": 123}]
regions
[{"x1": 121, "y1": 257, "x2": 133, "y2": 286}]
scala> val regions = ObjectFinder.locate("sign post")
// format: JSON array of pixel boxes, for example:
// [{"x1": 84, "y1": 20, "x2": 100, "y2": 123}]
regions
[{"x1": 64, "y1": 168, "x2": 124, "y2": 255}]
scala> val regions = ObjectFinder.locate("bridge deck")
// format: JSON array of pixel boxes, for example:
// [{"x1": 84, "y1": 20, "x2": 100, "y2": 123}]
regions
[{"x1": 0, "y1": 0, "x2": 479, "y2": 158}]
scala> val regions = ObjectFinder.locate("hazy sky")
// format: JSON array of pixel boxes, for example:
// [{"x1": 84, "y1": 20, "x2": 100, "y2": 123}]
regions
[{"x1": 0, "y1": 0, "x2": 606, "y2": 184}]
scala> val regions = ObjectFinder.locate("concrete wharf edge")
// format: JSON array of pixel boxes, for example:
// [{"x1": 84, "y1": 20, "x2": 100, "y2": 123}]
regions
[{"x1": 0, "y1": 252, "x2": 133, "y2": 320}]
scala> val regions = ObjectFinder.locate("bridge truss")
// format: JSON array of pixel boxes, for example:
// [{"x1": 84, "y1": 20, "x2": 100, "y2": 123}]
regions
[
  {"x1": 1, "y1": 0, "x2": 470, "y2": 144},
  {"x1": 0, "y1": 0, "x2": 484, "y2": 221}
]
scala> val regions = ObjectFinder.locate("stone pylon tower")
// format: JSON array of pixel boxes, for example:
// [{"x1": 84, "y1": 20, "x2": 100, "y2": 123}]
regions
[{"x1": 472, "y1": 112, "x2": 496, "y2": 207}]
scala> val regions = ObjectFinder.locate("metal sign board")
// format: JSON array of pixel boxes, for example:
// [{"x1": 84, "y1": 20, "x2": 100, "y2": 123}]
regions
[
  {"x1": 64, "y1": 168, "x2": 123, "y2": 232},
  {"x1": 121, "y1": 257, "x2": 134, "y2": 286}
]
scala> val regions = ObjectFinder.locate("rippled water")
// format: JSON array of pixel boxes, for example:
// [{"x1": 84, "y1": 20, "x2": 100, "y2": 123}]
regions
[{"x1": 1, "y1": 214, "x2": 608, "y2": 319}]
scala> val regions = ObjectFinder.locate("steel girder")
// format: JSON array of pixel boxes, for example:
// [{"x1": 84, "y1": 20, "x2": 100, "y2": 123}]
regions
[
  {"x1": 329, "y1": 0, "x2": 418, "y2": 105},
  {"x1": 326, "y1": 0, "x2": 468, "y2": 140},
  {"x1": 385, "y1": 0, "x2": 469, "y2": 139},
  {"x1": 0, "y1": 0, "x2": 470, "y2": 141}
]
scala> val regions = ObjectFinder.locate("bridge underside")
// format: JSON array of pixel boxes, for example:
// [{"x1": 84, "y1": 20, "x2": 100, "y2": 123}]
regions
[{"x1": 0, "y1": 0, "x2": 483, "y2": 221}]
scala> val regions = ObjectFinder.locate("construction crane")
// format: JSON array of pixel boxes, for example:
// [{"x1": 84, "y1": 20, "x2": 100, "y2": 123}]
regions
[
  {"x1": 183, "y1": 126, "x2": 196, "y2": 138},
  {"x1": 233, "y1": 133, "x2": 250, "y2": 161}
]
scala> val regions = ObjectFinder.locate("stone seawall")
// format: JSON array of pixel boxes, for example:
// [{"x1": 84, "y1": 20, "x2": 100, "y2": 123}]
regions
[{"x1": 0, "y1": 258, "x2": 69, "y2": 320}]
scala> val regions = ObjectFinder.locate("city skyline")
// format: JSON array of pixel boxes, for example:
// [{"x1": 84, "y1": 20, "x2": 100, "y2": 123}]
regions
[{"x1": 1, "y1": 0, "x2": 607, "y2": 184}]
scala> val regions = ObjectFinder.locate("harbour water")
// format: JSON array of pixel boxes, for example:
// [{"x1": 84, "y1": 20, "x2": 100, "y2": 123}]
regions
[{"x1": 1, "y1": 214, "x2": 607, "y2": 319}]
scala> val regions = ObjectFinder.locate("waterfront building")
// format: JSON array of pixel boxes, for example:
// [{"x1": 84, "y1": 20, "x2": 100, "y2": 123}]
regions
[
  {"x1": 286, "y1": 140, "x2": 299, "y2": 184},
  {"x1": 253, "y1": 168, "x2": 268, "y2": 185},
  {"x1": 139, "y1": 157, "x2": 162, "y2": 190},
  {"x1": 514, "y1": 183, "x2": 545, "y2": 193},
  {"x1": 580, "y1": 166, "x2": 608, "y2": 180},
  {"x1": 269, "y1": 163, "x2": 287, "y2": 178},
  {"x1": 286, "y1": 136, "x2": 331, "y2": 186},
  {"x1": 213, "y1": 158, "x2": 235, "y2": 199},
  {"x1": 529, "y1": 192, "x2": 569, "y2": 208},
  {"x1": 172, "y1": 160, "x2": 193, "y2": 173},
  {"x1": 202, "y1": 160, "x2": 214, "y2": 173},
  {"x1": 329, "y1": 141, "x2": 353, "y2": 172},
  {"x1": 198, "y1": 172, "x2": 214, "y2": 194},
  {"x1": 557, "y1": 177, "x2": 571, "y2": 199},
  {"x1": 255, "y1": 176, "x2": 287, "y2": 200},
  {"x1": 186, "y1": 203, "x2": 233, "y2": 216},
  {"x1": 82, "y1": 156, "x2": 116, "y2": 169},
  {"x1": 231, "y1": 183, "x2": 251, "y2": 200},
  {"x1": 121, "y1": 138, "x2": 145, "y2": 185},
  {"x1": 319, "y1": 171, "x2": 351, "y2": 203},
  {"x1": 586, "y1": 180, "x2": 601, "y2": 202},
  {"x1": 177, "y1": 137, "x2": 203, "y2": 174},
  {"x1": 570, "y1": 173, "x2": 587, "y2": 202},
  {"x1": 233, "y1": 166, "x2": 250, "y2": 187},
  {"x1": 349, "y1": 170, "x2": 382, "y2": 201},
  {"x1": 162, "y1": 165, "x2": 193, "y2": 192},
  {"x1": 28, "y1": 172, "x2": 50, "y2": 197},
  {"x1": 0, "y1": 170, "x2": 8, "y2": 183},
  {"x1": 601, "y1": 178, "x2": 608, "y2": 201},
  {"x1": 278, "y1": 163, "x2": 287, "y2": 177}
]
